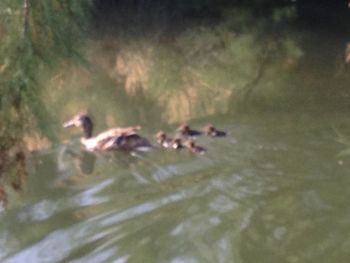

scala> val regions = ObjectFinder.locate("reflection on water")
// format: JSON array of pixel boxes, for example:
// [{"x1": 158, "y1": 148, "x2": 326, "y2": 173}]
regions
[
  {"x1": 1, "y1": 111, "x2": 350, "y2": 262},
  {"x1": 63, "y1": 150, "x2": 96, "y2": 176}
]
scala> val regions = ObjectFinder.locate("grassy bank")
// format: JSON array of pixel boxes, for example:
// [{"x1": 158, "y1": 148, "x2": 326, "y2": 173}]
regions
[{"x1": 43, "y1": 4, "x2": 302, "y2": 128}]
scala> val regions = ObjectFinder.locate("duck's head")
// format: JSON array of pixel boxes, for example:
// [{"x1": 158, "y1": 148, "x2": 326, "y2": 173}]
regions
[
  {"x1": 63, "y1": 114, "x2": 93, "y2": 138},
  {"x1": 204, "y1": 124, "x2": 215, "y2": 134},
  {"x1": 155, "y1": 131, "x2": 167, "y2": 142},
  {"x1": 177, "y1": 124, "x2": 190, "y2": 133}
]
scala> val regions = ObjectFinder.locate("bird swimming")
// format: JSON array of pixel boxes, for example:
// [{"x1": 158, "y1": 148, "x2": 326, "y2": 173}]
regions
[
  {"x1": 63, "y1": 113, "x2": 153, "y2": 151},
  {"x1": 155, "y1": 131, "x2": 184, "y2": 149},
  {"x1": 183, "y1": 139, "x2": 207, "y2": 154},
  {"x1": 176, "y1": 124, "x2": 202, "y2": 137},
  {"x1": 203, "y1": 124, "x2": 226, "y2": 137}
]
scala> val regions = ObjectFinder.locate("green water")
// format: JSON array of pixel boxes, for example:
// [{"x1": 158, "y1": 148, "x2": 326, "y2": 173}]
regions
[
  {"x1": 1, "y1": 110, "x2": 350, "y2": 262},
  {"x1": 1, "y1": 11, "x2": 350, "y2": 261}
]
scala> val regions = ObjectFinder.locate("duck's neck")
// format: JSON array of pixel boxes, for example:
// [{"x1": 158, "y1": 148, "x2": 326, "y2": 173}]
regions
[
  {"x1": 83, "y1": 129, "x2": 92, "y2": 139},
  {"x1": 81, "y1": 121, "x2": 93, "y2": 139}
]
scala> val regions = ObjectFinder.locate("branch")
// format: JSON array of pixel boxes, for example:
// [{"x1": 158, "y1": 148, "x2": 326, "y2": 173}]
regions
[
  {"x1": 242, "y1": 51, "x2": 270, "y2": 104},
  {"x1": 22, "y1": 0, "x2": 30, "y2": 39}
]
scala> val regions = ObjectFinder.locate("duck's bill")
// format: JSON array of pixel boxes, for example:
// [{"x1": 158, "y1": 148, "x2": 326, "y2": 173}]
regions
[{"x1": 63, "y1": 119, "x2": 75, "y2": 128}]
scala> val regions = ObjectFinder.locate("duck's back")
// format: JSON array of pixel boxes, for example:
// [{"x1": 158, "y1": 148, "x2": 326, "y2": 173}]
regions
[
  {"x1": 94, "y1": 126, "x2": 140, "y2": 142},
  {"x1": 101, "y1": 134, "x2": 153, "y2": 151}
]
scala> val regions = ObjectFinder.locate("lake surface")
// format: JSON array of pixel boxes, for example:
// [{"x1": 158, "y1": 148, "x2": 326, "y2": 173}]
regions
[{"x1": 1, "y1": 109, "x2": 350, "y2": 263}]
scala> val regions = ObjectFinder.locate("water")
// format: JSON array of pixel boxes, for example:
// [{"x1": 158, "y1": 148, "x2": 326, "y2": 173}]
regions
[
  {"x1": 1, "y1": 110, "x2": 350, "y2": 263},
  {"x1": 1, "y1": 9, "x2": 350, "y2": 261}
]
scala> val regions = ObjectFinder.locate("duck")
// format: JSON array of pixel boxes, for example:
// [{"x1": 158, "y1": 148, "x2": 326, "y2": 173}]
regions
[
  {"x1": 171, "y1": 138, "x2": 184, "y2": 149},
  {"x1": 155, "y1": 131, "x2": 172, "y2": 148},
  {"x1": 176, "y1": 124, "x2": 202, "y2": 137},
  {"x1": 155, "y1": 131, "x2": 184, "y2": 149},
  {"x1": 203, "y1": 124, "x2": 226, "y2": 137},
  {"x1": 183, "y1": 139, "x2": 207, "y2": 154},
  {"x1": 63, "y1": 113, "x2": 153, "y2": 151}
]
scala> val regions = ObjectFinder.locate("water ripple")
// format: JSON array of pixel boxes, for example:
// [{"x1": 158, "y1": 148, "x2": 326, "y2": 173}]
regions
[{"x1": 101, "y1": 191, "x2": 187, "y2": 226}]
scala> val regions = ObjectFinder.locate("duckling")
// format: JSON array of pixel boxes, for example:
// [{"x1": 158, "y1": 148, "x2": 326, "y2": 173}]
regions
[
  {"x1": 155, "y1": 131, "x2": 172, "y2": 148},
  {"x1": 63, "y1": 113, "x2": 153, "y2": 152},
  {"x1": 155, "y1": 131, "x2": 184, "y2": 149},
  {"x1": 177, "y1": 123, "x2": 202, "y2": 137},
  {"x1": 183, "y1": 139, "x2": 207, "y2": 154},
  {"x1": 171, "y1": 138, "x2": 184, "y2": 149},
  {"x1": 203, "y1": 124, "x2": 226, "y2": 137}
]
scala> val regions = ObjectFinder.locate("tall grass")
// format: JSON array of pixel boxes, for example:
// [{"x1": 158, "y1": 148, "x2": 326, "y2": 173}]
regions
[
  {"x1": 41, "y1": 3, "x2": 302, "y2": 126},
  {"x1": 0, "y1": 0, "x2": 92, "y2": 179}
]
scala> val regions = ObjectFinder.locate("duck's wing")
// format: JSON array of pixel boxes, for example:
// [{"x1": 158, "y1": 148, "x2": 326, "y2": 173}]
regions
[
  {"x1": 100, "y1": 134, "x2": 154, "y2": 151},
  {"x1": 189, "y1": 130, "x2": 202, "y2": 136},
  {"x1": 94, "y1": 126, "x2": 141, "y2": 142},
  {"x1": 119, "y1": 134, "x2": 154, "y2": 151},
  {"x1": 215, "y1": 130, "x2": 226, "y2": 137}
]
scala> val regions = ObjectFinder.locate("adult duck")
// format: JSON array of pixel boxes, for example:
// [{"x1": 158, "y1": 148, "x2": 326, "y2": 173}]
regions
[{"x1": 63, "y1": 113, "x2": 153, "y2": 151}]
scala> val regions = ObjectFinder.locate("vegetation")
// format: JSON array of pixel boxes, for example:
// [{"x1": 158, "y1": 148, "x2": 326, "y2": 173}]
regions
[
  {"x1": 0, "y1": 0, "x2": 91, "y2": 180},
  {"x1": 88, "y1": 1, "x2": 302, "y2": 120},
  {"x1": 0, "y1": 0, "x2": 349, "y2": 180}
]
